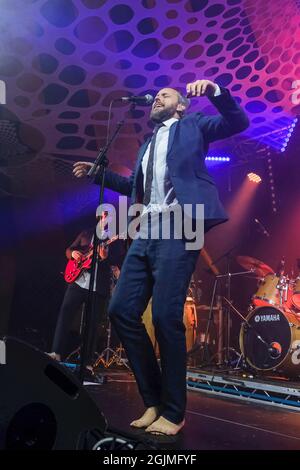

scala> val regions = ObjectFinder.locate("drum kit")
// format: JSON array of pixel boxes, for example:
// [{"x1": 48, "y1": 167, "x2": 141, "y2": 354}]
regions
[
  {"x1": 140, "y1": 255, "x2": 300, "y2": 379},
  {"x1": 237, "y1": 256, "x2": 300, "y2": 377}
]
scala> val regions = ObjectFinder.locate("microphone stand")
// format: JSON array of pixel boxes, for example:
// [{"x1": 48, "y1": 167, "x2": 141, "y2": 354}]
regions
[
  {"x1": 200, "y1": 269, "x2": 253, "y2": 367},
  {"x1": 199, "y1": 239, "x2": 255, "y2": 367},
  {"x1": 77, "y1": 107, "x2": 132, "y2": 384},
  {"x1": 201, "y1": 245, "x2": 241, "y2": 366}
]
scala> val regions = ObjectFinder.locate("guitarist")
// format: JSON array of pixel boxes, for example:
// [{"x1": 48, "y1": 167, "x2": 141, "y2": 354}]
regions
[{"x1": 48, "y1": 212, "x2": 124, "y2": 370}]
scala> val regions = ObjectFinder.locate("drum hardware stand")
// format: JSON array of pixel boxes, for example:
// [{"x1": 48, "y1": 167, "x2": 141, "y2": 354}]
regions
[
  {"x1": 200, "y1": 269, "x2": 254, "y2": 368},
  {"x1": 93, "y1": 269, "x2": 130, "y2": 370},
  {"x1": 92, "y1": 321, "x2": 130, "y2": 370},
  {"x1": 278, "y1": 275, "x2": 289, "y2": 307}
]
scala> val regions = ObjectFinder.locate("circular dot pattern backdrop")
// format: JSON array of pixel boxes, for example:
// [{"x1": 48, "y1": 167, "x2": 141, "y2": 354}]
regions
[{"x1": 0, "y1": 0, "x2": 299, "y2": 170}]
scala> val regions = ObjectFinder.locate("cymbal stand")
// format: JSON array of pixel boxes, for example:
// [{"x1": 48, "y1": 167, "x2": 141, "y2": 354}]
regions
[
  {"x1": 93, "y1": 268, "x2": 130, "y2": 370},
  {"x1": 92, "y1": 321, "x2": 130, "y2": 370}
]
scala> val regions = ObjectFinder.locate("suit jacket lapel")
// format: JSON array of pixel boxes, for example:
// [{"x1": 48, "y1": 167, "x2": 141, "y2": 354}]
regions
[
  {"x1": 129, "y1": 137, "x2": 149, "y2": 202},
  {"x1": 133, "y1": 137, "x2": 151, "y2": 187},
  {"x1": 166, "y1": 120, "x2": 179, "y2": 159},
  {"x1": 136, "y1": 137, "x2": 151, "y2": 169}
]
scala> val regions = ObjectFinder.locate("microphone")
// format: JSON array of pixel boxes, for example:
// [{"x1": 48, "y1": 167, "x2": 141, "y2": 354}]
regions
[
  {"x1": 118, "y1": 94, "x2": 154, "y2": 105},
  {"x1": 254, "y1": 218, "x2": 270, "y2": 237}
]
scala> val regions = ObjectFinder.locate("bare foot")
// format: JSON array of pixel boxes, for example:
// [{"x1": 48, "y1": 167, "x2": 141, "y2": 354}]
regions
[
  {"x1": 145, "y1": 416, "x2": 185, "y2": 436},
  {"x1": 130, "y1": 407, "x2": 160, "y2": 428},
  {"x1": 47, "y1": 352, "x2": 61, "y2": 361}
]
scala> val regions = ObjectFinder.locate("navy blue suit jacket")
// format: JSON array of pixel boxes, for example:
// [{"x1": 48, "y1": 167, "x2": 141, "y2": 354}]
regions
[{"x1": 96, "y1": 88, "x2": 249, "y2": 232}]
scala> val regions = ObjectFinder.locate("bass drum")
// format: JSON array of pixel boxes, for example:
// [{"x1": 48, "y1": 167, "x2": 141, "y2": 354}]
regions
[
  {"x1": 240, "y1": 306, "x2": 300, "y2": 376},
  {"x1": 142, "y1": 298, "x2": 197, "y2": 355}
]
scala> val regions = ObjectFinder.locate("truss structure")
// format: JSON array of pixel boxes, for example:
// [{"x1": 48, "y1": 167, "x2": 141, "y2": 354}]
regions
[{"x1": 187, "y1": 368, "x2": 300, "y2": 411}]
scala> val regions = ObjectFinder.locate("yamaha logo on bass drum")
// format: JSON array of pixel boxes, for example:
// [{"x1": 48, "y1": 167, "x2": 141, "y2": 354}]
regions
[{"x1": 254, "y1": 314, "x2": 281, "y2": 323}]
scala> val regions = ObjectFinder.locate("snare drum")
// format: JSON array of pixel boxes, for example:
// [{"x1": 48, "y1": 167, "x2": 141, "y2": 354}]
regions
[
  {"x1": 240, "y1": 306, "x2": 300, "y2": 376},
  {"x1": 252, "y1": 273, "x2": 280, "y2": 307},
  {"x1": 142, "y1": 298, "x2": 197, "y2": 355}
]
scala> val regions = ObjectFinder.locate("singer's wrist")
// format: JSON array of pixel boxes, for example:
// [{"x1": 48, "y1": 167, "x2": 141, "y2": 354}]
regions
[{"x1": 213, "y1": 84, "x2": 221, "y2": 97}]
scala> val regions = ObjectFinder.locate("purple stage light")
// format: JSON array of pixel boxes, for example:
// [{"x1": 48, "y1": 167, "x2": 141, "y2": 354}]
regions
[
  {"x1": 205, "y1": 156, "x2": 231, "y2": 162},
  {"x1": 280, "y1": 117, "x2": 298, "y2": 153}
]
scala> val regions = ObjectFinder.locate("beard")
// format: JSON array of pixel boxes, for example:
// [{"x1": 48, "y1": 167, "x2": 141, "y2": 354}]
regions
[{"x1": 150, "y1": 105, "x2": 177, "y2": 123}]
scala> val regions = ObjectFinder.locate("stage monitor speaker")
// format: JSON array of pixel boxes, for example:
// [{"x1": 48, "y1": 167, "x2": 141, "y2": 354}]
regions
[{"x1": 0, "y1": 336, "x2": 107, "y2": 450}]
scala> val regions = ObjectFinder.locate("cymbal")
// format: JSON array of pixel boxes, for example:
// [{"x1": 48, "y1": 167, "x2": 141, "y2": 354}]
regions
[{"x1": 236, "y1": 255, "x2": 274, "y2": 277}]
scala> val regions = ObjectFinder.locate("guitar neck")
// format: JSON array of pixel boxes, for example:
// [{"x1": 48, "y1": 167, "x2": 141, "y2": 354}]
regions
[
  {"x1": 86, "y1": 232, "x2": 125, "y2": 254},
  {"x1": 103, "y1": 234, "x2": 119, "y2": 247}
]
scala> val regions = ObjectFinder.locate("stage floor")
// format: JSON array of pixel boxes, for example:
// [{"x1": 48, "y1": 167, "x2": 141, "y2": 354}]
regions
[{"x1": 84, "y1": 369, "x2": 300, "y2": 450}]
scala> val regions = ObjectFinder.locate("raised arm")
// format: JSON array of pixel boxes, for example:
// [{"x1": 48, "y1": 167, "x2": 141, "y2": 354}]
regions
[{"x1": 186, "y1": 79, "x2": 250, "y2": 143}]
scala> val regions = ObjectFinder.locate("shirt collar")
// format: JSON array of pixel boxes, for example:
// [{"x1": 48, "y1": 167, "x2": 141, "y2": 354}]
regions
[{"x1": 161, "y1": 117, "x2": 179, "y2": 129}]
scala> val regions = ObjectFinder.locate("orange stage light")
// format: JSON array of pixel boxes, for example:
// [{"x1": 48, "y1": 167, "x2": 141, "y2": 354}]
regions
[{"x1": 247, "y1": 173, "x2": 262, "y2": 184}]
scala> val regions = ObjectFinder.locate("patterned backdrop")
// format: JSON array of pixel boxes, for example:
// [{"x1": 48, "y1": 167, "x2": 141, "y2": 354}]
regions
[{"x1": 0, "y1": 0, "x2": 299, "y2": 178}]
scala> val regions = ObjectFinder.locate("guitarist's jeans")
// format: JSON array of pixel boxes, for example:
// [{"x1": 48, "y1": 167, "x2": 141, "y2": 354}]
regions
[
  {"x1": 52, "y1": 283, "x2": 108, "y2": 362},
  {"x1": 108, "y1": 222, "x2": 200, "y2": 425}
]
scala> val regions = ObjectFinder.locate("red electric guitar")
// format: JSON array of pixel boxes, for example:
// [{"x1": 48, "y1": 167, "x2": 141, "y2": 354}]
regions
[{"x1": 64, "y1": 234, "x2": 123, "y2": 284}]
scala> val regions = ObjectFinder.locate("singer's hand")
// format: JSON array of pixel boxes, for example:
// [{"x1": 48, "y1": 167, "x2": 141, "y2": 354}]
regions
[
  {"x1": 186, "y1": 80, "x2": 217, "y2": 97},
  {"x1": 73, "y1": 161, "x2": 93, "y2": 178}
]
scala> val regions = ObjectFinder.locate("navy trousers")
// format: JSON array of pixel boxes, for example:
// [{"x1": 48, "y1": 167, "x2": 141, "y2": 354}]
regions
[{"x1": 108, "y1": 232, "x2": 200, "y2": 424}]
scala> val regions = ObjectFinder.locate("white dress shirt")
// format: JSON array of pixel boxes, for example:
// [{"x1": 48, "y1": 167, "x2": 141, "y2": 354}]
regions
[{"x1": 141, "y1": 117, "x2": 179, "y2": 214}]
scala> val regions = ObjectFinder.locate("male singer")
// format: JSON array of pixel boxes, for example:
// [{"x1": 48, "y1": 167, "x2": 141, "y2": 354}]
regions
[{"x1": 73, "y1": 80, "x2": 249, "y2": 435}]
